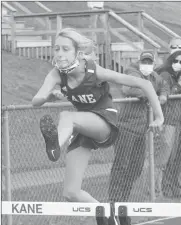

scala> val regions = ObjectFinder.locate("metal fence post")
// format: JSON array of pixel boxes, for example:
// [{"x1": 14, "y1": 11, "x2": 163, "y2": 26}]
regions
[
  {"x1": 10, "y1": 12, "x2": 16, "y2": 54},
  {"x1": 3, "y1": 110, "x2": 12, "y2": 225},
  {"x1": 104, "y1": 12, "x2": 111, "y2": 69},
  {"x1": 56, "y1": 15, "x2": 62, "y2": 36},
  {"x1": 137, "y1": 11, "x2": 145, "y2": 51},
  {"x1": 148, "y1": 106, "x2": 155, "y2": 202}
]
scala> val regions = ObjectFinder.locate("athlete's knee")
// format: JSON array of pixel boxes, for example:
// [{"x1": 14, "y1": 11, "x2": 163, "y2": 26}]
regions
[
  {"x1": 59, "y1": 111, "x2": 75, "y2": 129},
  {"x1": 59, "y1": 111, "x2": 72, "y2": 120},
  {"x1": 63, "y1": 188, "x2": 80, "y2": 202},
  {"x1": 59, "y1": 111, "x2": 77, "y2": 129}
]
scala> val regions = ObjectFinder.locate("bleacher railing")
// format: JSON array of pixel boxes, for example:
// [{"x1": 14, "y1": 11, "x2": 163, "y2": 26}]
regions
[{"x1": 2, "y1": 9, "x2": 180, "y2": 70}]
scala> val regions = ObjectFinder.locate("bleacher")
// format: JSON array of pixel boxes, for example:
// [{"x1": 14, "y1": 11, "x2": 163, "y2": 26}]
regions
[{"x1": 1, "y1": 1, "x2": 181, "y2": 70}]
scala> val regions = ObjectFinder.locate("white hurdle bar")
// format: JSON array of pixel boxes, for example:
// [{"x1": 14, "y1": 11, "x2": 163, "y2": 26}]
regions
[
  {"x1": 2, "y1": 201, "x2": 110, "y2": 217},
  {"x1": 2, "y1": 202, "x2": 181, "y2": 217},
  {"x1": 115, "y1": 203, "x2": 181, "y2": 217}
]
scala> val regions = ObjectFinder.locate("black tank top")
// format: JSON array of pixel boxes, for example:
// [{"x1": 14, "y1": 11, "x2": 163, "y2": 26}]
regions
[{"x1": 59, "y1": 60, "x2": 114, "y2": 111}]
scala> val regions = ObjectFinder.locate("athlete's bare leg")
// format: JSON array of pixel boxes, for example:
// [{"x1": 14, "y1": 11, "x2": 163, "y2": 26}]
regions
[{"x1": 57, "y1": 111, "x2": 111, "y2": 148}]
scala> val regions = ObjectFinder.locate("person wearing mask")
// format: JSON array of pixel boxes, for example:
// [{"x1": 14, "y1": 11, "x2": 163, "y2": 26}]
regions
[
  {"x1": 109, "y1": 51, "x2": 171, "y2": 205},
  {"x1": 160, "y1": 50, "x2": 181, "y2": 198},
  {"x1": 108, "y1": 50, "x2": 169, "y2": 225},
  {"x1": 33, "y1": 29, "x2": 164, "y2": 225},
  {"x1": 156, "y1": 37, "x2": 181, "y2": 197},
  {"x1": 156, "y1": 37, "x2": 181, "y2": 74}
]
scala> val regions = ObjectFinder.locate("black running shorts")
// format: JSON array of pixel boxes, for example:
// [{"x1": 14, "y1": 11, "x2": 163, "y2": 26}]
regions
[{"x1": 67, "y1": 108, "x2": 119, "y2": 152}]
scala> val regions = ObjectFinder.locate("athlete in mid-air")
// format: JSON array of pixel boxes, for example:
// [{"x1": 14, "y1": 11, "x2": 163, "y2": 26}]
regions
[{"x1": 32, "y1": 28, "x2": 164, "y2": 225}]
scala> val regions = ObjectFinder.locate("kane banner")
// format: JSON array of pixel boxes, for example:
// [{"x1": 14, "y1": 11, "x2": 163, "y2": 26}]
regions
[
  {"x1": 2, "y1": 202, "x2": 181, "y2": 217},
  {"x1": 2, "y1": 202, "x2": 110, "y2": 217}
]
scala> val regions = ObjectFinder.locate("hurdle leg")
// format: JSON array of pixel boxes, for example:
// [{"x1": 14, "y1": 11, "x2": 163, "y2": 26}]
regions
[
  {"x1": 95, "y1": 206, "x2": 109, "y2": 225},
  {"x1": 118, "y1": 206, "x2": 131, "y2": 225}
]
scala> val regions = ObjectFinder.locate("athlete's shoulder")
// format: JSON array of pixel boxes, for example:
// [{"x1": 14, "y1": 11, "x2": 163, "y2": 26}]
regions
[
  {"x1": 46, "y1": 67, "x2": 61, "y2": 85},
  {"x1": 85, "y1": 59, "x2": 97, "y2": 73}
]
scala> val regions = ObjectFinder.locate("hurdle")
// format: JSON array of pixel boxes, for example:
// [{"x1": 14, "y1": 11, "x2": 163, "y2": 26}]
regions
[{"x1": 2, "y1": 201, "x2": 181, "y2": 217}]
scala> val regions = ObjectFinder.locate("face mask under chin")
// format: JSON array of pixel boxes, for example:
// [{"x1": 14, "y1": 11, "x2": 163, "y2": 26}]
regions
[
  {"x1": 52, "y1": 55, "x2": 80, "y2": 74},
  {"x1": 139, "y1": 65, "x2": 154, "y2": 76},
  {"x1": 60, "y1": 59, "x2": 80, "y2": 74}
]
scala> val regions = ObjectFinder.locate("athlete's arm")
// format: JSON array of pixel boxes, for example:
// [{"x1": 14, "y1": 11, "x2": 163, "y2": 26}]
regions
[
  {"x1": 32, "y1": 68, "x2": 61, "y2": 107},
  {"x1": 122, "y1": 70, "x2": 145, "y2": 98},
  {"x1": 96, "y1": 64, "x2": 164, "y2": 132}
]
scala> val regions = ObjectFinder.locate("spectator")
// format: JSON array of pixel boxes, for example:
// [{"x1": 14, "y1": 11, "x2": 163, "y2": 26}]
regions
[
  {"x1": 156, "y1": 38, "x2": 181, "y2": 198},
  {"x1": 160, "y1": 51, "x2": 181, "y2": 198},
  {"x1": 108, "y1": 50, "x2": 169, "y2": 224},
  {"x1": 156, "y1": 37, "x2": 181, "y2": 74}
]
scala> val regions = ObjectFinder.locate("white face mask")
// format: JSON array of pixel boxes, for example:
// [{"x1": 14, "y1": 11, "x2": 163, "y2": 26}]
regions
[
  {"x1": 139, "y1": 64, "x2": 154, "y2": 76},
  {"x1": 52, "y1": 51, "x2": 80, "y2": 74},
  {"x1": 172, "y1": 63, "x2": 181, "y2": 72}
]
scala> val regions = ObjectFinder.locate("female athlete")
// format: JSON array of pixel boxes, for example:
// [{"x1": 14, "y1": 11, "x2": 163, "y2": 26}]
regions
[{"x1": 32, "y1": 28, "x2": 164, "y2": 206}]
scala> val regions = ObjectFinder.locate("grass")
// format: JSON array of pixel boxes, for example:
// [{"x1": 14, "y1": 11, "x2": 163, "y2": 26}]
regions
[
  {"x1": 2, "y1": 50, "x2": 119, "y2": 173},
  {"x1": 2, "y1": 50, "x2": 122, "y2": 105},
  {"x1": 2, "y1": 51, "x2": 52, "y2": 105}
]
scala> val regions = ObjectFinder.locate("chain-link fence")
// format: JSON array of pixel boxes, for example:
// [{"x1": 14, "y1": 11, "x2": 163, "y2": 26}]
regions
[{"x1": 2, "y1": 96, "x2": 181, "y2": 225}]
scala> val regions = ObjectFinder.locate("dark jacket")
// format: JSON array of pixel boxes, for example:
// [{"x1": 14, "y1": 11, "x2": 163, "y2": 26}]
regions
[
  {"x1": 158, "y1": 51, "x2": 181, "y2": 125},
  {"x1": 122, "y1": 61, "x2": 169, "y2": 98},
  {"x1": 118, "y1": 61, "x2": 169, "y2": 135},
  {"x1": 160, "y1": 71, "x2": 181, "y2": 95},
  {"x1": 156, "y1": 50, "x2": 181, "y2": 76},
  {"x1": 159, "y1": 50, "x2": 181, "y2": 95}
]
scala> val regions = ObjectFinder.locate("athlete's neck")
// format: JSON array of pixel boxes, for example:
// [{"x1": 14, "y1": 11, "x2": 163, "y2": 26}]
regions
[{"x1": 67, "y1": 59, "x2": 86, "y2": 80}]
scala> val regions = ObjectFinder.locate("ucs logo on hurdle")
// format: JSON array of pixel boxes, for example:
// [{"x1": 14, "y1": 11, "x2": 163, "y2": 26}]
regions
[
  {"x1": 118, "y1": 206, "x2": 152, "y2": 216},
  {"x1": 72, "y1": 207, "x2": 91, "y2": 212}
]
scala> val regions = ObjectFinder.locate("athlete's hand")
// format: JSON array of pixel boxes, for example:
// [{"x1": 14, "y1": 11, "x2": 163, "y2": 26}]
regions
[
  {"x1": 47, "y1": 90, "x2": 63, "y2": 102},
  {"x1": 52, "y1": 90, "x2": 64, "y2": 99},
  {"x1": 159, "y1": 95, "x2": 167, "y2": 105},
  {"x1": 148, "y1": 117, "x2": 164, "y2": 135}
]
